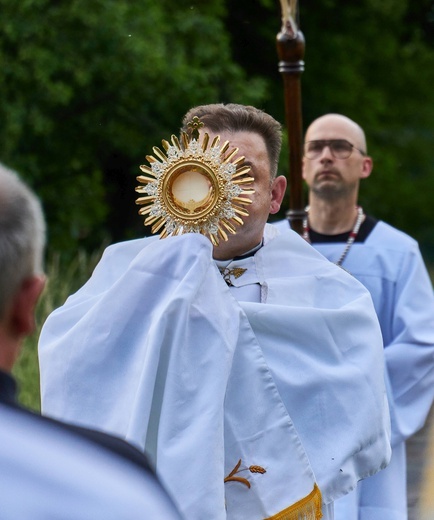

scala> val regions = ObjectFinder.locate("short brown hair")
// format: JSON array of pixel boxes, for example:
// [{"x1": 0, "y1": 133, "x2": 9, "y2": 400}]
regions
[{"x1": 181, "y1": 103, "x2": 282, "y2": 179}]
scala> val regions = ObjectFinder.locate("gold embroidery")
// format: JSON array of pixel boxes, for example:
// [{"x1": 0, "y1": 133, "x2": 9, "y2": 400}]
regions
[
  {"x1": 264, "y1": 483, "x2": 323, "y2": 520},
  {"x1": 224, "y1": 460, "x2": 321, "y2": 519},
  {"x1": 219, "y1": 267, "x2": 247, "y2": 286},
  {"x1": 249, "y1": 465, "x2": 267, "y2": 474},
  {"x1": 224, "y1": 459, "x2": 267, "y2": 489},
  {"x1": 224, "y1": 459, "x2": 250, "y2": 488}
]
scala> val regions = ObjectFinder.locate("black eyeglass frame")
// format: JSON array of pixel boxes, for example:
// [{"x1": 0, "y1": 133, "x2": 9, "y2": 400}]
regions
[{"x1": 304, "y1": 139, "x2": 367, "y2": 160}]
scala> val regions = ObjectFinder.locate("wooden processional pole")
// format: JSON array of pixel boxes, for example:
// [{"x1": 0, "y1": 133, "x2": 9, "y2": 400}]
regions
[{"x1": 276, "y1": 0, "x2": 306, "y2": 235}]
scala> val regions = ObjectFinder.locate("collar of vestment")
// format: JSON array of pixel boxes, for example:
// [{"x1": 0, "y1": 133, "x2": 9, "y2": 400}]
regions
[
  {"x1": 308, "y1": 215, "x2": 378, "y2": 244},
  {"x1": 215, "y1": 255, "x2": 260, "y2": 288},
  {"x1": 214, "y1": 240, "x2": 263, "y2": 267},
  {"x1": 215, "y1": 241, "x2": 263, "y2": 289}
]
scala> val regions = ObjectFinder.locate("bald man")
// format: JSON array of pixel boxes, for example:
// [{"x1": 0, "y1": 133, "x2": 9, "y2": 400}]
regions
[{"x1": 276, "y1": 113, "x2": 434, "y2": 520}]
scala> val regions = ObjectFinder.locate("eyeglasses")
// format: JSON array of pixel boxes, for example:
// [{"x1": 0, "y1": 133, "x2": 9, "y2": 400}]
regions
[{"x1": 304, "y1": 139, "x2": 366, "y2": 160}]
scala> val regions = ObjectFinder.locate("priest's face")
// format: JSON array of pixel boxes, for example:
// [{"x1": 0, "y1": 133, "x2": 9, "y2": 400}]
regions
[{"x1": 203, "y1": 129, "x2": 286, "y2": 260}]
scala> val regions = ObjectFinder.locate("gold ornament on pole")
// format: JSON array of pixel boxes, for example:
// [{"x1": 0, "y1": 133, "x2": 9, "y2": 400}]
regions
[
  {"x1": 135, "y1": 121, "x2": 254, "y2": 245},
  {"x1": 279, "y1": 0, "x2": 299, "y2": 35}
]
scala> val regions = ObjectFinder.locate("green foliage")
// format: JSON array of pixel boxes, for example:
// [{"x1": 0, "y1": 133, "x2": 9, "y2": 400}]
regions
[
  {"x1": 225, "y1": 0, "x2": 434, "y2": 258},
  {"x1": 6, "y1": 0, "x2": 434, "y2": 423},
  {"x1": 0, "y1": 0, "x2": 267, "y2": 253},
  {"x1": 1, "y1": 0, "x2": 434, "y2": 258}
]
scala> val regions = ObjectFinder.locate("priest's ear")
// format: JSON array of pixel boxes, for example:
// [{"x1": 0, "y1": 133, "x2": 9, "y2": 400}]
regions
[
  {"x1": 10, "y1": 275, "x2": 46, "y2": 338},
  {"x1": 270, "y1": 175, "x2": 287, "y2": 215}
]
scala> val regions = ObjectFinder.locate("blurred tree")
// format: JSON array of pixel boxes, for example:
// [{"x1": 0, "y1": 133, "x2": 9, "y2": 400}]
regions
[
  {"x1": 225, "y1": 0, "x2": 434, "y2": 258},
  {"x1": 1, "y1": 0, "x2": 434, "y2": 257},
  {"x1": 299, "y1": 0, "x2": 434, "y2": 252},
  {"x1": 0, "y1": 0, "x2": 267, "y2": 253}
]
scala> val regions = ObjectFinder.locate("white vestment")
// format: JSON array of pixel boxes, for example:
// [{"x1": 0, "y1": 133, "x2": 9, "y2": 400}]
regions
[
  {"x1": 274, "y1": 219, "x2": 434, "y2": 520},
  {"x1": 0, "y1": 403, "x2": 182, "y2": 520},
  {"x1": 39, "y1": 225, "x2": 391, "y2": 520}
]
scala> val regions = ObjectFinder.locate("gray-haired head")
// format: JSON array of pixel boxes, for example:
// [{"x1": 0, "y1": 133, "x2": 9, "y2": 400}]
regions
[
  {"x1": 0, "y1": 163, "x2": 46, "y2": 318},
  {"x1": 181, "y1": 103, "x2": 282, "y2": 179}
]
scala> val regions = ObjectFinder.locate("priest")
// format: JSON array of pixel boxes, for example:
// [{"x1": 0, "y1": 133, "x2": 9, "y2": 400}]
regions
[{"x1": 39, "y1": 103, "x2": 392, "y2": 520}]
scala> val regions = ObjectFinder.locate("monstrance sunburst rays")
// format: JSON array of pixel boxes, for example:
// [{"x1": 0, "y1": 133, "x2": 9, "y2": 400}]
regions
[{"x1": 135, "y1": 131, "x2": 254, "y2": 245}]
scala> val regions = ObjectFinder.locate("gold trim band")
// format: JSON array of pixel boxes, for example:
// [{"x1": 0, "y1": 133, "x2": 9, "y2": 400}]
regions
[{"x1": 264, "y1": 484, "x2": 322, "y2": 520}]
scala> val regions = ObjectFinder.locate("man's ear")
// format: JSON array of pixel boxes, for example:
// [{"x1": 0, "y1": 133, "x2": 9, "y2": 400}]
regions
[
  {"x1": 360, "y1": 156, "x2": 373, "y2": 179},
  {"x1": 10, "y1": 275, "x2": 46, "y2": 338},
  {"x1": 270, "y1": 175, "x2": 287, "y2": 215}
]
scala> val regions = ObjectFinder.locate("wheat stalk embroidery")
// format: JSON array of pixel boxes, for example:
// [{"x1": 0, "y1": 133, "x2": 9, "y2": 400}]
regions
[{"x1": 224, "y1": 459, "x2": 267, "y2": 489}]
